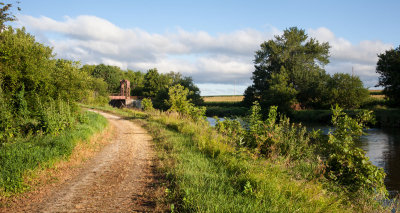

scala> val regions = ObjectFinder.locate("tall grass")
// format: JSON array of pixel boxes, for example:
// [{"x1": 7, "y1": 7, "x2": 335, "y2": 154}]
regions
[
  {"x1": 146, "y1": 116, "x2": 346, "y2": 212},
  {"x1": 93, "y1": 106, "x2": 389, "y2": 212},
  {"x1": 0, "y1": 111, "x2": 107, "y2": 194}
]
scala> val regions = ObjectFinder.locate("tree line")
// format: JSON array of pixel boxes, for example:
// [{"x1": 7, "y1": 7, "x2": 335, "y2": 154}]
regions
[
  {"x1": 243, "y1": 27, "x2": 371, "y2": 113},
  {"x1": 0, "y1": 2, "x2": 203, "y2": 144},
  {"x1": 81, "y1": 64, "x2": 203, "y2": 110}
]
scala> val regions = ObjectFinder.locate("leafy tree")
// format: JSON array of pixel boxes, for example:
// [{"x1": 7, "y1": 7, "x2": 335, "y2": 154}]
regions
[
  {"x1": 0, "y1": 26, "x2": 110, "y2": 142},
  {"x1": 141, "y1": 98, "x2": 154, "y2": 111},
  {"x1": 143, "y1": 68, "x2": 163, "y2": 97},
  {"x1": 376, "y1": 45, "x2": 400, "y2": 106},
  {"x1": 327, "y1": 73, "x2": 369, "y2": 109},
  {"x1": 0, "y1": 27, "x2": 54, "y2": 108},
  {"x1": 244, "y1": 27, "x2": 330, "y2": 110},
  {"x1": 261, "y1": 67, "x2": 298, "y2": 113},
  {"x1": 0, "y1": 1, "x2": 20, "y2": 30},
  {"x1": 167, "y1": 84, "x2": 191, "y2": 114},
  {"x1": 176, "y1": 75, "x2": 203, "y2": 105},
  {"x1": 143, "y1": 69, "x2": 203, "y2": 110},
  {"x1": 166, "y1": 84, "x2": 206, "y2": 120},
  {"x1": 123, "y1": 69, "x2": 145, "y2": 96},
  {"x1": 91, "y1": 64, "x2": 123, "y2": 93}
]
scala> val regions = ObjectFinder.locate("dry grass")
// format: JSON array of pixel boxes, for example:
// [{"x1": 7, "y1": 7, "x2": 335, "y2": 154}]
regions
[{"x1": 203, "y1": 95, "x2": 244, "y2": 102}]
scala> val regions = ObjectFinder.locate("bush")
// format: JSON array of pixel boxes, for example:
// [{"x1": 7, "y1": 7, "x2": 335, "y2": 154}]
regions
[
  {"x1": 318, "y1": 105, "x2": 386, "y2": 195},
  {"x1": 141, "y1": 98, "x2": 154, "y2": 111},
  {"x1": 215, "y1": 102, "x2": 388, "y2": 198},
  {"x1": 167, "y1": 84, "x2": 206, "y2": 121}
]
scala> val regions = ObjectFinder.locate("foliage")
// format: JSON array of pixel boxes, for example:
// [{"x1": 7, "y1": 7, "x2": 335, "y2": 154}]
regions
[
  {"x1": 0, "y1": 27, "x2": 55, "y2": 103},
  {"x1": 244, "y1": 27, "x2": 330, "y2": 110},
  {"x1": 0, "y1": 86, "x2": 14, "y2": 143},
  {"x1": 327, "y1": 73, "x2": 369, "y2": 109},
  {"x1": 84, "y1": 65, "x2": 203, "y2": 110},
  {"x1": 166, "y1": 84, "x2": 206, "y2": 121},
  {"x1": 261, "y1": 67, "x2": 298, "y2": 113},
  {"x1": 0, "y1": 1, "x2": 20, "y2": 30},
  {"x1": 215, "y1": 102, "x2": 387, "y2": 200},
  {"x1": 89, "y1": 64, "x2": 124, "y2": 93},
  {"x1": 0, "y1": 111, "x2": 107, "y2": 193},
  {"x1": 35, "y1": 98, "x2": 76, "y2": 135},
  {"x1": 143, "y1": 68, "x2": 165, "y2": 97},
  {"x1": 0, "y1": 26, "x2": 109, "y2": 143},
  {"x1": 319, "y1": 105, "x2": 386, "y2": 196},
  {"x1": 376, "y1": 45, "x2": 400, "y2": 106},
  {"x1": 244, "y1": 27, "x2": 370, "y2": 112},
  {"x1": 88, "y1": 104, "x2": 389, "y2": 212},
  {"x1": 167, "y1": 84, "x2": 191, "y2": 114},
  {"x1": 141, "y1": 98, "x2": 154, "y2": 111}
]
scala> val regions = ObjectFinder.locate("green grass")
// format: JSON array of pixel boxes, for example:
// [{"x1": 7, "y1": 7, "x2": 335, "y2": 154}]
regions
[
  {"x1": 146, "y1": 119, "x2": 345, "y2": 212},
  {"x1": 89, "y1": 106, "x2": 387, "y2": 212},
  {"x1": 0, "y1": 110, "x2": 108, "y2": 194}
]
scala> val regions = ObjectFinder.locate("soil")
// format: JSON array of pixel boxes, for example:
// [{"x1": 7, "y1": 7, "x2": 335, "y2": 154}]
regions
[{"x1": 1, "y1": 110, "x2": 163, "y2": 213}]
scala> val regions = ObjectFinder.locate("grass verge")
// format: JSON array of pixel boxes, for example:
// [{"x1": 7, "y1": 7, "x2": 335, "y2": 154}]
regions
[
  {"x1": 0, "y1": 110, "x2": 108, "y2": 195},
  {"x1": 90, "y1": 106, "x2": 388, "y2": 212}
]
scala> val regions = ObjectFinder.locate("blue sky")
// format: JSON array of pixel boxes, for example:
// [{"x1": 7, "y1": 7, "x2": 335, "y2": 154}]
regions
[{"x1": 12, "y1": 0, "x2": 400, "y2": 95}]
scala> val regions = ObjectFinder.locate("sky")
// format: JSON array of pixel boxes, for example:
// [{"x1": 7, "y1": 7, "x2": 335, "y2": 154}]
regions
[{"x1": 10, "y1": 0, "x2": 400, "y2": 95}]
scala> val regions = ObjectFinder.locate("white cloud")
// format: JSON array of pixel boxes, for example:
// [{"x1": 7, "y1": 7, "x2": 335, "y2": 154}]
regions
[
  {"x1": 309, "y1": 27, "x2": 393, "y2": 87},
  {"x1": 17, "y1": 15, "x2": 393, "y2": 93},
  {"x1": 18, "y1": 15, "x2": 271, "y2": 87}
]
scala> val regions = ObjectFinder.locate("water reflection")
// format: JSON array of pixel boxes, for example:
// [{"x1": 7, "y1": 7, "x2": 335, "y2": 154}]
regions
[{"x1": 360, "y1": 128, "x2": 400, "y2": 195}]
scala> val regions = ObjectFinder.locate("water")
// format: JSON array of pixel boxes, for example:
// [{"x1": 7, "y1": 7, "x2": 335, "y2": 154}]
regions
[
  {"x1": 360, "y1": 128, "x2": 400, "y2": 195},
  {"x1": 306, "y1": 124, "x2": 400, "y2": 195},
  {"x1": 208, "y1": 118, "x2": 400, "y2": 195}
]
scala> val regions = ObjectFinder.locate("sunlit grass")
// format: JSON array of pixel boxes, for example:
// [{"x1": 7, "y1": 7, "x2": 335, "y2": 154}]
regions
[
  {"x1": 92, "y1": 106, "x2": 389, "y2": 212},
  {"x1": 0, "y1": 111, "x2": 108, "y2": 194}
]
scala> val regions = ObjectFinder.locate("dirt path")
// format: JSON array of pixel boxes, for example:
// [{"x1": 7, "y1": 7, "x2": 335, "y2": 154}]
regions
[{"x1": 6, "y1": 110, "x2": 160, "y2": 212}]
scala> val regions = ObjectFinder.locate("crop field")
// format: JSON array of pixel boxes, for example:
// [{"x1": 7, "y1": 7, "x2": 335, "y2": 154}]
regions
[
  {"x1": 203, "y1": 95, "x2": 244, "y2": 102},
  {"x1": 369, "y1": 90, "x2": 385, "y2": 99}
]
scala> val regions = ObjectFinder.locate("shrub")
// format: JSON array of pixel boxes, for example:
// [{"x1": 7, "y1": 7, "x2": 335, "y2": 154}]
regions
[
  {"x1": 319, "y1": 105, "x2": 386, "y2": 195},
  {"x1": 166, "y1": 84, "x2": 206, "y2": 121},
  {"x1": 141, "y1": 98, "x2": 154, "y2": 111},
  {"x1": 215, "y1": 102, "x2": 388, "y2": 197}
]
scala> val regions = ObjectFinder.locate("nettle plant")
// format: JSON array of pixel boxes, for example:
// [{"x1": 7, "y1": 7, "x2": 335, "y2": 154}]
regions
[{"x1": 322, "y1": 105, "x2": 387, "y2": 195}]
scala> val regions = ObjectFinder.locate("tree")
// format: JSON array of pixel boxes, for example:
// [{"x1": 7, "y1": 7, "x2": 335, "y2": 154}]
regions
[
  {"x1": 123, "y1": 69, "x2": 145, "y2": 96},
  {"x1": 244, "y1": 27, "x2": 330, "y2": 110},
  {"x1": 143, "y1": 68, "x2": 163, "y2": 97},
  {"x1": 376, "y1": 45, "x2": 400, "y2": 106},
  {"x1": 143, "y1": 69, "x2": 203, "y2": 110},
  {"x1": 167, "y1": 84, "x2": 191, "y2": 114},
  {"x1": 0, "y1": 27, "x2": 54, "y2": 108},
  {"x1": 0, "y1": 1, "x2": 20, "y2": 31},
  {"x1": 262, "y1": 67, "x2": 298, "y2": 113},
  {"x1": 91, "y1": 64, "x2": 123, "y2": 93},
  {"x1": 327, "y1": 73, "x2": 369, "y2": 109},
  {"x1": 166, "y1": 84, "x2": 206, "y2": 121}
]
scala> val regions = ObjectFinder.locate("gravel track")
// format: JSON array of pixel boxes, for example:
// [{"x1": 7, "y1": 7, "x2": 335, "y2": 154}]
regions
[{"x1": 7, "y1": 111, "x2": 157, "y2": 212}]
